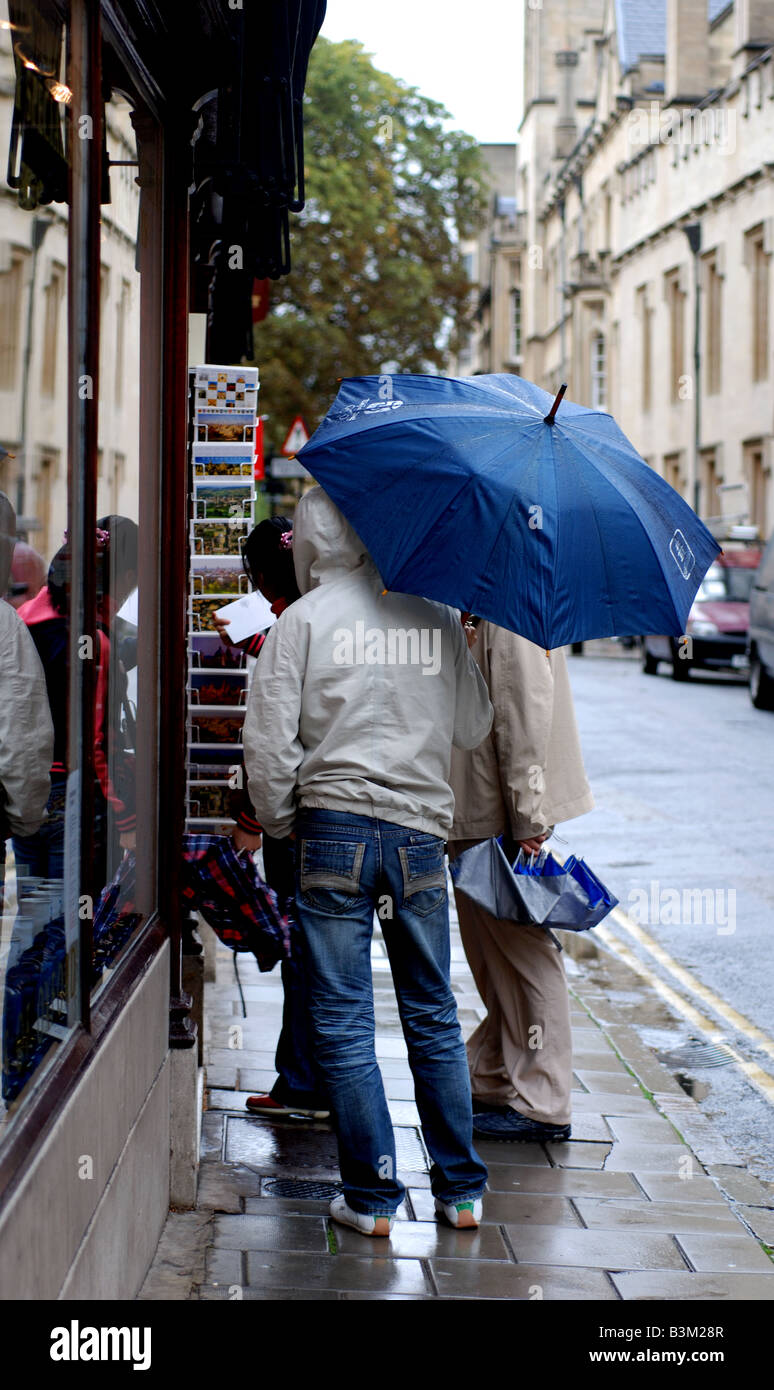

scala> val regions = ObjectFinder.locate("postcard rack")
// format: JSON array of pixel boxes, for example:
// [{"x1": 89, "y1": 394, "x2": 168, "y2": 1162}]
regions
[{"x1": 186, "y1": 363, "x2": 259, "y2": 831}]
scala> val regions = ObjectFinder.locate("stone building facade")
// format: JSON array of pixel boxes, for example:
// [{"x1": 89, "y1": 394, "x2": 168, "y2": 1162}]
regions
[{"x1": 515, "y1": 0, "x2": 774, "y2": 536}]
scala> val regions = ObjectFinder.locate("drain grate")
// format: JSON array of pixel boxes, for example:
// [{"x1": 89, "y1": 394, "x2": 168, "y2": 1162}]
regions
[
  {"x1": 262, "y1": 1177, "x2": 342, "y2": 1200},
  {"x1": 658, "y1": 1040, "x2": 733, "y2": 1070}
]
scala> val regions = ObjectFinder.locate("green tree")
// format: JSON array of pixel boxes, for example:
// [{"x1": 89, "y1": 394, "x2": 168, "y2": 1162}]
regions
[{"x1": 254, "y1": 37, "x2": 488, "y2": 453}]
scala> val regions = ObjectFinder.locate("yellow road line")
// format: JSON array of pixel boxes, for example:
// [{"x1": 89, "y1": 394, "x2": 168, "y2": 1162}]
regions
[
  {"x1": 608, "y1": 905, "x2": 774, "y2": 1066},
  {"x1": 596, "y1": 921, "x2": 774, "y2": 1108}
]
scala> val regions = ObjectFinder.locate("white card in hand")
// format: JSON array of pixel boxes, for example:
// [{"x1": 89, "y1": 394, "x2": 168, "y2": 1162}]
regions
[{"x1": 214, "y1": 590, "x2": 276, "y2": 643}]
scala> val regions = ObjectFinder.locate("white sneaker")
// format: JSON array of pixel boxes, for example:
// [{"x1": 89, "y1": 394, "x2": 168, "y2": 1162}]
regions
[
  {"x1": 434, "y1": 1197, "x2": 483, "y2": 1229},
  {"x1": 329, "y1": 1194, "x2": 395, "y2": 1237}
]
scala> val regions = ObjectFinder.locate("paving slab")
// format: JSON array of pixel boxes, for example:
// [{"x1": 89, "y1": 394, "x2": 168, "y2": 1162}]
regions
[
  {"x1": 200, "y1": 1112, "x2": 224, "y2": 1162},
  {"x1": 410, "y1": 1187, "x2": 583, "y2": 1227},
  {"x1": 707, "y1": 1165, "x2": 774, "y2": 1207},
  {"x1": 431, "y1": 1260, "x2": 618, "y2": 1300},
  {"x1": 235, "y1": 1070, "x2": 279, "y2": 1093},
  {"x1": 571, "y1": 1051, "x2": 634, "y2": 1074},
  {"x1": 205, "y1": 1248, "x2": 242, "y2": 1284},
  {"x1": 565, "y1": 1113, "x2": 615, "y2": 1143},
  {"x1": 573, "y1": 1069, "x2": 643, "y2": 1093},
  {"x1": 484, "y1": 1164, "x2": 643, "y2": 1198},
  {"x1": 572, "y1": 1027, "x2": 617, "y2": 1053},
  {"x1": 545, "y1": 1140, "x2": 613, "y2": 1169},
  {"x1": 574, "y1": 1198, "x2": 745, "y2": 1234},
  {"x1": 213, "y1": 1213, "x2": 329, "y2": 1253},
  {"x1": 332, "y1": 1219, "x2": 510, "y2": 1261},
  {"x1": 196, "y1": 1163, "x2": 262, "y2": 1212},
  {"x1": 472, "y1": 1139, "x2": 553, "y2": 1168},
  {"x1": 733, "y1": 1204, "x2": 774, "y2": 1244},
  {"x1": 611, "y1": 1271, "x2": 774, "y2": 1300},
  {"x1": 244, "y1": 1250, "x2": 431, "y2": 1296},
  {"x1": 571, "y1": 1091, "x2": 658, "y2": 1116},
  {"x1": 602, "y1": 1144, "x2": 698, "y2": 1173},
  {"x1": 504, "y1": 1223, "x2": 688, "y2": 1271},
  {"x1": 199, "y1": 1284, "x2": 341, "y2": 1300},
  {"x1": 605, "y1": 1115, "x2": 686, "y2": 1146},
  {"x1": 674, "y1": 1231, "x2": 774, "y2": 1274},
  {"x1": 633, "y1": 1173, "x2": 737, "y2": 1204}
]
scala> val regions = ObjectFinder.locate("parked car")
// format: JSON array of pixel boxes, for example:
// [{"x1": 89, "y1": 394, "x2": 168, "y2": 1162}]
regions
[
  {"x1": 641, "y1": 547, "x2": 761, "y2": 681},
  {"x1": 748, "y1": 530, "x2": 774, "y2": 710}
]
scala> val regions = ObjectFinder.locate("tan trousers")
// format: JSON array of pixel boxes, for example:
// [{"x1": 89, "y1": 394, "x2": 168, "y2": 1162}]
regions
[{"x1": 451, "y1": 875, "x2": 573, "y2": 1126}]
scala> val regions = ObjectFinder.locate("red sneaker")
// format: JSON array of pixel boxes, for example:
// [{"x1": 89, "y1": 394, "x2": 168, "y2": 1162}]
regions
[{"x1": 245, "y1": 1092, "x2": 330, "y2": 1120}]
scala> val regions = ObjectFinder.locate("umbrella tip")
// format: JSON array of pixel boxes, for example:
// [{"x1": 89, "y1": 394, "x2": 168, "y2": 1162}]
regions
[{"x1": 544, "y1": 383, "x2": 567, "y2": 426}]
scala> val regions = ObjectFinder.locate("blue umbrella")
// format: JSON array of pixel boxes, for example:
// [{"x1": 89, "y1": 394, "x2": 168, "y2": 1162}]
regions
[{"x1": 297, "y1": 373, "x2": 721, "y2": 649}]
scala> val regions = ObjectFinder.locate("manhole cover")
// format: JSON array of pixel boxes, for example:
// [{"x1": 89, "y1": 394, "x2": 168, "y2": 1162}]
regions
[
  {"x1": 262, "y1": 1178, "x2": 341, "y2": 1200},
  {"x1": 658, "y1": 1040, "x2": 733, "y2": 1069}
]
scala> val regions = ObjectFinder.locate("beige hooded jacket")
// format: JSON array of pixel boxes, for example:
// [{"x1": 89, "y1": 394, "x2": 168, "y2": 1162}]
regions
[
  {"x1": 242, "y1": 487, "x2": 493, "y2": 839},
  {"x1": 0, "y1": 493, "x2": 54, "y2": 839},
  {"x1": 448, "y1": 621, "x2": 593, "y2": 844}
]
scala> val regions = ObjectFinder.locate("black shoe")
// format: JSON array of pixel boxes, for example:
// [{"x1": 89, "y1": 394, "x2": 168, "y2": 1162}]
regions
[
  {"x1": 473, "y1": 1108, "x2": 571, "y2": 1143},
  {"x1": 472, "y1": 1098, "x2": 508, "y2": 1114}
]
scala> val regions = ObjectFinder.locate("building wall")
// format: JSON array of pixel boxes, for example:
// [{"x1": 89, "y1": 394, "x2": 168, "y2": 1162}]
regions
[
  {"x1": 517, "y1": 0, "x2": 774, "y2": 534},
  {"x1": 455, "y1": 144, "x2": 524, "y2": 377},
  {"x1": 0, "y1": 943, "x2": 170, "y2": 1301},
  {"x1": 0, "y1": 16, "x2": 141, "y2": 566}
]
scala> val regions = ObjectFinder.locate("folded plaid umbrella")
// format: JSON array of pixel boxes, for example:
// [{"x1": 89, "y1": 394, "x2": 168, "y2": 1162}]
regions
[{"x1": 181, "y1": 833, "x2": 291, "y2": 971}]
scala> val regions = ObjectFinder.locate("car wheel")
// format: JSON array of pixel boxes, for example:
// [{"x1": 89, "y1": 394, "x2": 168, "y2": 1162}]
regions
[
  {"x1": 641, "y1": 645, "x2": 658, "y2": 675},
  {"x1": 750, "y1": 656, "x2": 774, "y2": 710}
]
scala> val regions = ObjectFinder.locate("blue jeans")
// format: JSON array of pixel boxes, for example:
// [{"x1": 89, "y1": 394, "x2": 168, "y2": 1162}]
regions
[
  {"x1": 262, "y1": 833, "x2": 326, "y2": 1107},
  {"x1": 294, "y1": 808, "x2": 488, "y2": 1216}
]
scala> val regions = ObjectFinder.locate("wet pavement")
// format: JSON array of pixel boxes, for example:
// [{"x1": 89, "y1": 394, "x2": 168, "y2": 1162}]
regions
[{"x1": 140, "y1": 886, "x2": 774, "y2": 1301}]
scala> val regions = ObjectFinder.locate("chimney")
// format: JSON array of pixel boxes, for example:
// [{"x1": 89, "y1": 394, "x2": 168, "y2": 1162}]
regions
[
  {"x1": 735, "y1": 0, "x2": 774, "y2": 56},
  {"x1": 554, "y1": 50, "x2": 579, "y2": 158},
  {"x1": 665, "y1": 0, "x2": 710, "y2": 105}
]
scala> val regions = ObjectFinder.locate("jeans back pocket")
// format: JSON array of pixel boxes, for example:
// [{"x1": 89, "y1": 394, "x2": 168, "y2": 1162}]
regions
[
  {"x1": 299, "y1": 838, "x2": 367, "y2": 915},
  {"x1": 398, "y1": 840, "x2": 447, "y2": 918}
]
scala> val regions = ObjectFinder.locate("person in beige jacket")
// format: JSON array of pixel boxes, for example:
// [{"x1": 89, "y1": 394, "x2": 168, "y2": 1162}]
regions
[{"x1": 447, "y1": 620, "x2": 594, "y2": 1142}]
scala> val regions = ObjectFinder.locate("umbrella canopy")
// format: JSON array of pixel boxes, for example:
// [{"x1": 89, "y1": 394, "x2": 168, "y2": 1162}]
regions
[{"x1": 297, "y1": 373, "x2": 721, "y2": 649}]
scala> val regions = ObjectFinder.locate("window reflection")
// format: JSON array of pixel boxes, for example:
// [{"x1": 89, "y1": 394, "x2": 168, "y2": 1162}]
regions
[{"x1": 0, "y1": 8, "x2": 146, "y2": 1106}]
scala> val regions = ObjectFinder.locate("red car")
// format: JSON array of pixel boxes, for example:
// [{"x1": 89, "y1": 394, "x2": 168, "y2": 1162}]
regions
[{"x1": 641, "y1": 548, "x2": 761, "y2": 681}]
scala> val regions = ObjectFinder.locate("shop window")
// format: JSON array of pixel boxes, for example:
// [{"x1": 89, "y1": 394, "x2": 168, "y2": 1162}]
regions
[
  {"x1": 663, "y1": 451, "x2": 683, "y2": 497},
  {"x1": 590, "y1": 331, "x2": 606, "y2": 409},
  {"x1": 745, "y1": 440, "x2": 769, "y2": 536},
  {"x1": 637, "y1": 285, "x2": 652, "y2": 413},
  {"x1": 40, "y1": 264, "x2": 65, "y2": 397},
  {"x1": 746, "y1": 226, "x2": 770, "y2": 382},
  {"x1": 1, "y1": 37, "x2": 150, "y2": 1131},
  {"x1": 664, "y1": 268, "x2": 685, "y2": 404},
  {"x1": 700, "y1": 448, "x2": 719, "y2": 521},
  {"x1": 704, "y1": 251, "x2": 722, "y2": 396},
  {"x1": 0, "y1": 252, "x2": 26, "y2": 391},
  {"x1": 509, "y1": 287, "x2": 522, "y2": 363}
]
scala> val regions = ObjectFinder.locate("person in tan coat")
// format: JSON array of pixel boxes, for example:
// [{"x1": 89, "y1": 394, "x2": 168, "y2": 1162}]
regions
[{"x1": 447, "y1": 620, "x2": 594, "y2": 1142}]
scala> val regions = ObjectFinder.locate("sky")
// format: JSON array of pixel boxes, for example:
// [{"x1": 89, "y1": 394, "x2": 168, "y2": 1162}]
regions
[{"x1": 319, "y1": 0, "x2": 524, "y2": 145}]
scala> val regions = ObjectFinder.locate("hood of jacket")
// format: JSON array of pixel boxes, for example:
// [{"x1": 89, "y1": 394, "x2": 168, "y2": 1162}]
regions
[
  {"x1": 292, "y1": 485, "x2": 381, "y2": 595},
  {"x1": 0, "y1": 492, "x2": 15, "y2": 595}
]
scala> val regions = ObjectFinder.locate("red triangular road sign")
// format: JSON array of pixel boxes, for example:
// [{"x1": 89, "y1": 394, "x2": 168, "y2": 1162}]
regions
[{"x1": 281, "y1": 416, "x2": 310, "y2": 457}]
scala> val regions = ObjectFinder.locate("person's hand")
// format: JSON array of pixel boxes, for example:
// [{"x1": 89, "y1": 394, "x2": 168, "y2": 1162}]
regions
[
  {"x1": 212, "y1": 612, "x2": 234, "y2": 646},
  {"x1": 120, "y1": 830, "x2": 136, "y2": 851},
  {"x1": 232, "y1": 826, "x2": 262, "y2": 853},
  {"x1": 517, "y1": 833, "x2": 550, "y2": 856},
  {"x1": 460, "y1": 612, "x2": 478, "y2": 649}
]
